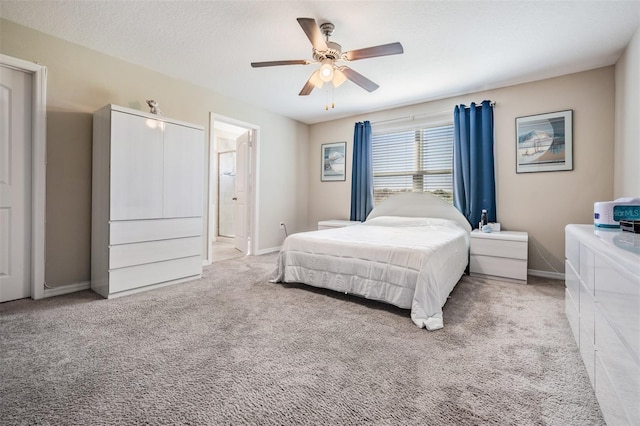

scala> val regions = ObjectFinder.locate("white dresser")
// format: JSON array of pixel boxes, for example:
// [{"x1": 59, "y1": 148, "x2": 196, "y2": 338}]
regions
[
  {"x1": 91, "y1": 104, "x2": 205, "y2": 298},
  {"x1": 469, "y1": 230, "x2": 528, "y2": 282},
  {"x1": 565, "y1": 224, "x2": 639, "y2": 426}
]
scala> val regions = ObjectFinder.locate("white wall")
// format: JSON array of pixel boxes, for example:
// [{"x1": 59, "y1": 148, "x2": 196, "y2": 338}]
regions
[
  {"x1": 308, "y1": 67, "x2": 617, "y2": 275},
  {"x1": 614, "y1": 25, "x2": 640, "y2": 198}
]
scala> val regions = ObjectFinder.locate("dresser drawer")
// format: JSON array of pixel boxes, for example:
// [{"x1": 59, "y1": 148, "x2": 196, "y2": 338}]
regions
[
  {"x1": 579, "y1": 279, "x2": 595, "y2": 342},
  {"x1": 565, "y1": 226, "x2": 581, "y2": 275},
  {"x1": 108, "y1": 255, "x2": 202, "y2": 294},
  {"x1": 110, "y1": 217, "x2": 202, "y2": 244},
  {"x1": 595, "y1": 353, "x2": 633, "y2": 426},
  {"x1": 565, "y1": 260, "x2": 580, "y2": 311},
  {"x1": 579, "y1": 243, "x2": 595, "y2": 292},
  {"x1": 470, "y1": 255, "x2": 527, "y2": 281},
  {"x1": 565, "y1": 288, "x2": 579, "y2": 344},
  {"x1": 579, "y1": 322, "x2": 595, "y2": 387},
  {"x1": 594, "y1": 255, "x2": 640, "y2": 361},
  {"x1": 595, "y1": 305, "x2": 640, "y2": 426},
  {"x1": 109, "y1": 236, "x2": 202, "y2": 269}
]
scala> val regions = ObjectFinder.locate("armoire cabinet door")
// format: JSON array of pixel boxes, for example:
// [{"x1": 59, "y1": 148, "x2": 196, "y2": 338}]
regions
[
  {"x1": 110, "y1": 111, "x2": 164, "y2": 220},
  {"x1": 163, "y1": 123, "x2": 204, "y2": 218}
]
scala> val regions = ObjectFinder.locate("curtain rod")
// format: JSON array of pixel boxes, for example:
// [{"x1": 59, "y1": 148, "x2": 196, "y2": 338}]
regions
[{"x1": 371, "y1": 101, "x2": 496, "y2": 126}]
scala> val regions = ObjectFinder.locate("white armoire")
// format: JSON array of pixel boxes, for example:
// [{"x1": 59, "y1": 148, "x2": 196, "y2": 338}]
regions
[{"x1": 91, "y1": 104, "x2": 205, "y2": 298}]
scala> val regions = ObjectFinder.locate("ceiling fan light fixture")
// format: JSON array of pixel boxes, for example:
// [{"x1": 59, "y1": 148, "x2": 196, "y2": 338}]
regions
[
  {"x1": 319, "y1": 59, "x2": 334, "y2": 82},
  {"x1": 309, "y1": 70, "x2": 324, "y2": 88},
  {"x1": 332, "y1": 68, "x2": 347, "y2": 88}
]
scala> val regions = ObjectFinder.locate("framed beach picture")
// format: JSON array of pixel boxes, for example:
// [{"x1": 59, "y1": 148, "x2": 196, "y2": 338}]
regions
[
  {"x1": 516, "y1": 110, "x2": 573, "y2": 173},
  {"x1": 321, "y1": 142, "x2": 346, "y2": 181}
]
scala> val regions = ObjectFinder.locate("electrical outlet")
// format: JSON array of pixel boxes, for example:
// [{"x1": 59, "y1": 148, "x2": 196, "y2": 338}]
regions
[{"x1": 279, "y1": 222, "x2": 285, "y2": 229}]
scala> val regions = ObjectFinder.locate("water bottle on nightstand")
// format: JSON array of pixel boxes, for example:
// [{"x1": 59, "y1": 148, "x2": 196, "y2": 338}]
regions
[{"x1": 480, "y1": 209, "x2": 488, "y2": 231}]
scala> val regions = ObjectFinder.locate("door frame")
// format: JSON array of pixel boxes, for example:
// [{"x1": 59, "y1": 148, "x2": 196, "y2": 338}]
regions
[
  {"x1": 207, "y1": 113, "x2": 260, "y2": 261},
  {"x1": 0, "y1": 54, "x2": 47, "y2": 299}
]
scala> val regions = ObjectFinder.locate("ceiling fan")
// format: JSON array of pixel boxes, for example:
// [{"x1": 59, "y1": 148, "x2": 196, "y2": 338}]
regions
[{"x1": 251, "y1": 18, "x2": 404, "y2": 96}]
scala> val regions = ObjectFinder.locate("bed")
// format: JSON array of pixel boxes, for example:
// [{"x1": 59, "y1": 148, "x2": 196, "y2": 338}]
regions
[{"x1": 271, "y1": 192, "x2": 472, "y2": 330}]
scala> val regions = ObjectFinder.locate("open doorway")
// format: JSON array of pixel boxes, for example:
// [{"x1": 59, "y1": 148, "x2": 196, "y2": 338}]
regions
[{"x1": 208, "y1": 115, "x2": 258, "y2": 263}]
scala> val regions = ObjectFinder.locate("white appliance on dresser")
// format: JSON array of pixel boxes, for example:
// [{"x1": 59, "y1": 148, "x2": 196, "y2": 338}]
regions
[
  {"x1": 565, "y1": 224, "x2": 639, "y2": 426},
  {"x1": 91, "y1": 104, "x2": 205, "y2": 298}
]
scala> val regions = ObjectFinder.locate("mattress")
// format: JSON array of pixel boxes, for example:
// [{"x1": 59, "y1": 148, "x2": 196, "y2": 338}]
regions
[{"x1": 271, "y1": 216, "x2": 470, "y2": 330}]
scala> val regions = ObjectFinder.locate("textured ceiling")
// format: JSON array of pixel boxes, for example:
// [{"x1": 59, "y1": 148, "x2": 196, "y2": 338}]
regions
[{"x1": 1, "y1": 1, "x2": 639, "y2": 124}]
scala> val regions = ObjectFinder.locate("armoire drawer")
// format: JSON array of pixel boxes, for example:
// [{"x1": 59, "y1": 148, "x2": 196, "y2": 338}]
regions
[
  {"x1": 110, "y1": 217, "x2": 202, "y2": 245},
  {"x1": 108, "y1": 256, "x2": 202, "y2": 294},
  {"x1": 109, "y1": 236, "x2": 201, "y2": 269}
]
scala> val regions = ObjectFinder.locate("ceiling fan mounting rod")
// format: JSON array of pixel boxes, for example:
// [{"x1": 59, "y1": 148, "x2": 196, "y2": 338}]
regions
[
  {"x1": 320, "y1": 22, "x2": 335, "y2": 41},
  {"x1": 313, "y1": 22, "x2": 341, "y2": 62}
]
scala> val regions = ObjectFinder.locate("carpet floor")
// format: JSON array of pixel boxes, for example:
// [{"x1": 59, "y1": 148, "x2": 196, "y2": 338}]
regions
[{"x1": 0, "y1": 253, "x2": 604, "y2": 425}]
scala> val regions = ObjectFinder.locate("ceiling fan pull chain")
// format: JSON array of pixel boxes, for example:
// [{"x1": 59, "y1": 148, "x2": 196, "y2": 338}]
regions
[
  {"x1": 332, "y1": 86, "x2": 335, "y2": 109},
  {"x1": 325, "y1": 87, "x2": 329, "y2": 110}
]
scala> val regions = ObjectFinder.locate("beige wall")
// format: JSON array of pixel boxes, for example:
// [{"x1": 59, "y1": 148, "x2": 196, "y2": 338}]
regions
[
  {"x1": 0, "y1": 19, "x2": 309, "y2": 287},
  {"x1": 2, "y1": 16, "x2": 631, "y2": 286},
  {"x1": 308, "y1": 67, "x2": 616, "y2": 275},
  {"x1": 614, "y1": 25, "x2": 640, "y2": 198}
]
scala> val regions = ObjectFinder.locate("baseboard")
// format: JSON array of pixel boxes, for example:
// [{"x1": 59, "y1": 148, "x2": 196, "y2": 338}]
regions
[
  {"x1": 528, "y1": 269, "x2": 565, "y2": 280},
  {"x1": 254, "y1": 246, "x2": 281, "y2": 256},
  {"x1": 105, "y1": 275, "x2": 201, "y2": 299},
  {"x1": 43, "y1": 280, "x2": 91, "y2": 298}
]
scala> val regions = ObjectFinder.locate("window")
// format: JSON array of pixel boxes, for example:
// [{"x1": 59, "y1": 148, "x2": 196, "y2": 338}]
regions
[{"x1": 372, "y1": 123, "x2": 454, "y2": 205}]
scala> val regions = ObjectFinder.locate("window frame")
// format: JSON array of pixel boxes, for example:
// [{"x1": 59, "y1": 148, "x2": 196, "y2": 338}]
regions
[{"x1": 371, "y1": 115, "x2": 454, "y2": 205}]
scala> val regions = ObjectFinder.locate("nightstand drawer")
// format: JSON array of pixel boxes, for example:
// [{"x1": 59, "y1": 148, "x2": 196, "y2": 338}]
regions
[
  {"x1": 470, "y1": 237, "x2": 527, "y2": 260},
  {"x1": 470, "y1": 255, "x2": 527, "y2": 281}
]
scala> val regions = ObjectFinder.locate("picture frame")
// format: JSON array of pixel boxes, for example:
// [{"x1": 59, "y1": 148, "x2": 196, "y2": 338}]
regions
[
  {"x1": 321, "y1": 142, "x2": 346, "y2": 181},
  {"x1": 516, "y1": 110, "x2": 573, "y2": 173}
]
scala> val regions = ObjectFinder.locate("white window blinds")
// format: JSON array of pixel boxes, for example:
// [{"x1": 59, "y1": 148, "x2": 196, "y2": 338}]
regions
[{"x1": 372, "y1": 124, "x2": 454, "y2": 205}]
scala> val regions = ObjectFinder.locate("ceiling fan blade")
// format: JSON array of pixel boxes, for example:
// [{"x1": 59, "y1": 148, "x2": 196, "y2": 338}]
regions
[
  {"x1": 299, "y1": 70, "x2": 324, "y2": 95},
  {"x1": 299, "y1": 78, "x2": 315, "y2": 96},
  {"x1": 345, "y1": 42, "x2": 404, "y2": 61},
  {"x1": 297, "y1": 18, "x2": 328, "y2": 51},
  {"x1": 339, "y1": 67, "x2": 379, "y2": 92},
  {"x1": 251, "y1": 60, "x2": 309, "y2": 68}
]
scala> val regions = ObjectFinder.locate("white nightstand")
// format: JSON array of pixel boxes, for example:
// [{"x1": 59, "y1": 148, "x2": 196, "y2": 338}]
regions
[
  {"x1": 469, "y1": 230, "x2": 528, "y2": 282},
  {"x1": 317, "y1": 220, "x2": 361, "y2": 230}
]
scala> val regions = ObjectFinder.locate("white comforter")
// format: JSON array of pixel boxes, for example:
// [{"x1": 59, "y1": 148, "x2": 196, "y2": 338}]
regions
[{"x1": 271, "y1": 216, "x2": 470, "y2": 330}]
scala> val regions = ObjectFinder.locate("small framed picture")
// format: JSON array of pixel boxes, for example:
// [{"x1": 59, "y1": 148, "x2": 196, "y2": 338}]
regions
[
  {"x1": 321, "y1": 142, "x2": 346, "y2": 181},
  {"x1": 516, "y1": 110, "x2": 573, "y2": 173}
]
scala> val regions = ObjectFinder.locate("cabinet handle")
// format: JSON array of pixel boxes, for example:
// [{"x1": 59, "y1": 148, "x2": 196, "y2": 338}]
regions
[{"x1": 232, "y1": 197, "x2": 237, "y2": 201}]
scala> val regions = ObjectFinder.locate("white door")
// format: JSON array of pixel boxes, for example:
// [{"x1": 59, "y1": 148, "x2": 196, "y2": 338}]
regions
[
  {"x1": 234, "y1": 131, "x2": 250, "y2": 254},
  {"x1": 217, "y1": 151, "x2": 236, "y2": 238},
  {"x1": 0, "y1": 64, "x2": 32, "y2": 302}
]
